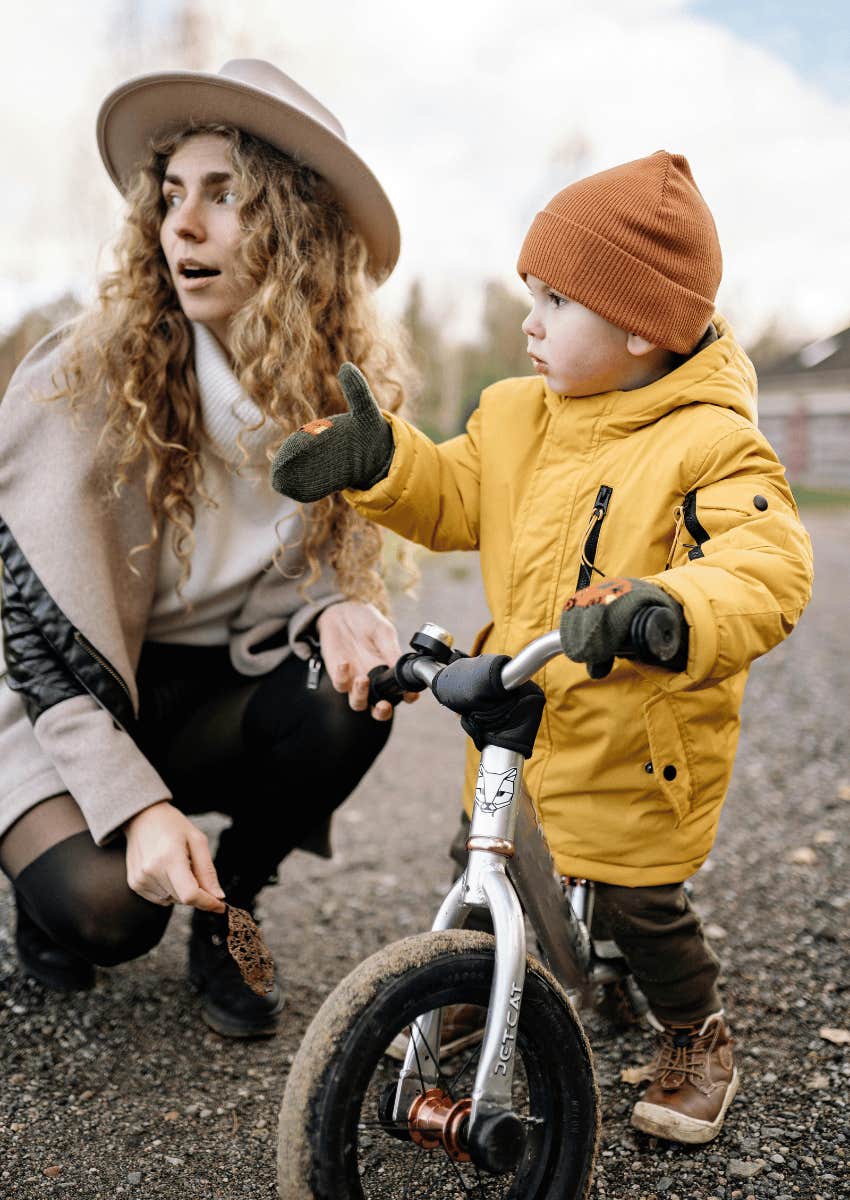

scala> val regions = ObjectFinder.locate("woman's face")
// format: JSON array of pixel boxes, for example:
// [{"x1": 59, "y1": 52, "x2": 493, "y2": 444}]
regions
[{"x1": 159, "y1": 133, "x2": 254, "y2": 350}]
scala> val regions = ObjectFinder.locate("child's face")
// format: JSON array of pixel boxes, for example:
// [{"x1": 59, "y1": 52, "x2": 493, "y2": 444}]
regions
[{"x1": 522, "y1": 275, "x2": 642, "y2": 396}]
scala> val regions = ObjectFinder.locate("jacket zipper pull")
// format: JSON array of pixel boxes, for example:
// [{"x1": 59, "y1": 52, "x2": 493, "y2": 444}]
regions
[
  {"x1": 306, "y1": 653, "x2": 323, "y2": 690},
  {"x1": 576, "y1": 484, "x2": 614, "y2": 591},
  {"x1": 579, "y1": 513, "x2": 604, "y2": 582},
  {"x1": 581, "y1": 506, "x2": 602, "y2": 549},
  {"x1": 665, "y1": 506, "x2": 685, "y2": 570}
]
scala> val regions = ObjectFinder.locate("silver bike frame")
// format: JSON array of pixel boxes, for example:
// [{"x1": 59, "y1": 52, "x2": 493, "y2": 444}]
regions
[{"x1": 394, "y1": 631, "x2": 584, "y2": 1128}]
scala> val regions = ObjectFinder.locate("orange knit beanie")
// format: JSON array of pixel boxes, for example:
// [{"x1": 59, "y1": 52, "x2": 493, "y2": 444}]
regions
[{"x1": 516, "y1": 151, "x2": 722, "y2": 354}]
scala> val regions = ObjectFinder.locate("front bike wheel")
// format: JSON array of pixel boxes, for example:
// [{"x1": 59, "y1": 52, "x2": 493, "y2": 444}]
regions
[{"x1": 278, "y1": 930, "x2": 598, "y2": 1200}]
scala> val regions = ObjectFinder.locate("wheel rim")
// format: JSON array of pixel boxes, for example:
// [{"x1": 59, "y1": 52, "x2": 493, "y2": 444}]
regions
[
  {"x1": 348, "y1": 994, "x2": 556, "y2": 1198},
  {"x1": 292, "y1": 941, "x2": 597, "y2": 1200}
]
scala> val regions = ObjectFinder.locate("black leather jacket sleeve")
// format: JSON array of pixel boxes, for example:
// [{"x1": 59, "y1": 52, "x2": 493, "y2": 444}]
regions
[{"x1": 1, "y1": 554, "x2": 87, "y2": 723}]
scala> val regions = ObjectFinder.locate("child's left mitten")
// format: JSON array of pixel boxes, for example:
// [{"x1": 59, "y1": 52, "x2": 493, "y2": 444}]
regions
[{"x1": 559, "y1": 577, "x2": 684, "y2": 678}]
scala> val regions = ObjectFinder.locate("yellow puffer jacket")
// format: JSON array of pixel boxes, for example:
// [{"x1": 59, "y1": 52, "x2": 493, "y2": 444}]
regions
[{"x1": 346, "y1": 318, "x2": 813, "y2": 884}]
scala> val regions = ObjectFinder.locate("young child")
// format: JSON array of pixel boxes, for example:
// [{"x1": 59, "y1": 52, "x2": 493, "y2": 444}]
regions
[{"x1": 270, "y1": 151, "x2": 814, "y2": 1143}]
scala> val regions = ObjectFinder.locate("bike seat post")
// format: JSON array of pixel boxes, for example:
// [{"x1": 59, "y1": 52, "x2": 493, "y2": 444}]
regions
[{"x1": 566, "y1": 878, "x2": 590, "y2": 923}]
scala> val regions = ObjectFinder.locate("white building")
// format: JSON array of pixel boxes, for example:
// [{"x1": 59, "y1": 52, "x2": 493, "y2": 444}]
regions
[{"x1": 757, "y1": 327, "x2": 850, "y2": 490}]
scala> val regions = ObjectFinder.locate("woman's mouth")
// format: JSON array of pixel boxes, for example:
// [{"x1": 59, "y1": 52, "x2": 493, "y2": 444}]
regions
[{"x1": 177, "y1": 260, "x2": 222, "y2": 290}]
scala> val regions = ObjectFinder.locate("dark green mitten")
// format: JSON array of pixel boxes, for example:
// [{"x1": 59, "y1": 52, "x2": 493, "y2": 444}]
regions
[
  {"x1": 559, "y1": 577, "x2": 684, "y2": 679},
  {"x1": 270, "y1": 363, "x2": 395, "y2": 503}
]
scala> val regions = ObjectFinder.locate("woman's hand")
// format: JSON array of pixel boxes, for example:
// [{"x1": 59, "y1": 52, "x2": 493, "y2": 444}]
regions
[
  {"x1": 317, "y1": 600, "x2": 418, "y2": 721},
  {"x1": 124, "y1": 801, "x2": 227, "y2": 913}
]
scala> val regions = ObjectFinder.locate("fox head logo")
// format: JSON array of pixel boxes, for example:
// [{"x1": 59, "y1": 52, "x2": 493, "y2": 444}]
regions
[{"x1": 474, "y1": 765, "x2": 517, "y2": 814}]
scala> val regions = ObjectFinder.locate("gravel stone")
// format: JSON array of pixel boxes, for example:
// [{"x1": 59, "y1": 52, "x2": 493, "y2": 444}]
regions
[
  {"x1": 0, "y1": 510, "x2": 848, "y2": 1199},
  {"x1": 728, "y1": 1160, "x2": 767, "y2": 1180}
]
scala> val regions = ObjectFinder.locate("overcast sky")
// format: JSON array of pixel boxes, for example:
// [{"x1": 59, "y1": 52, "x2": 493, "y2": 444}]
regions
[{"x1": 2, "y1": 0, "x2": 849, "y2": 347}]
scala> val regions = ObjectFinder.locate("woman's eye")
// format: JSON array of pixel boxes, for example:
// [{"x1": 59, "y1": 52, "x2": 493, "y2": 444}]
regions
[
  {"x1": 163, "y1": 193, "x2": 181, "y2": 209},
  {"x1": 218, "y1": 189, "x2": 239, "y2": 205}
]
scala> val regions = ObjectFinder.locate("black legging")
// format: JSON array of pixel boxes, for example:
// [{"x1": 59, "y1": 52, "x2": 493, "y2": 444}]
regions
[{"x1": 6, "y1": 641, "x2": 391, "y2": 966}]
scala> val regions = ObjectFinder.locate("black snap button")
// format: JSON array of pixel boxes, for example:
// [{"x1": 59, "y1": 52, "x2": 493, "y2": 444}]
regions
[
  {"x1": 753, "y1": 494, "x2": 768, "y2": 511},
  {"x1": 644, "y1": 762, "x2": 654, "y2": 774},
  {"x1": 663, "y1": 764, "x2": 677, "y2": 781}
]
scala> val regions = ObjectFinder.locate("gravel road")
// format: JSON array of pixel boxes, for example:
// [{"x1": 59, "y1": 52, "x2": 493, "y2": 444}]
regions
[{"x1": 0, "y1": 506, "x2": 847, "y2": 1200}]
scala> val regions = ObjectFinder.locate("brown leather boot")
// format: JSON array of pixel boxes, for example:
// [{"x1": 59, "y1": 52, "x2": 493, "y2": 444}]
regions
[
  {"x1": 631, "y1": 1011, "x2": 739, "y2": 1144},
  {"x1": 384, "y1": 1004, "x2": 486, "y2": 1062}
]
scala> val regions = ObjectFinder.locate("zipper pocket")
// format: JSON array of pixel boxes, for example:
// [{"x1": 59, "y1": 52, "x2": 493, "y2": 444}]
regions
[
  {"x1": 73, "y1": 631, "x2": 133, "y2": 704},
  {"x1": 681, "y1": 490, "x2": 710, "y2": 560},
  {"x1": 576, "y1": 485, "x2": 613, "y2": 590}
]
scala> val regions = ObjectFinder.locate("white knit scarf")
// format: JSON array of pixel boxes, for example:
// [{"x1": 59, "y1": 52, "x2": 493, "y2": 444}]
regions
[{"x1": 191, "y1": 321, "x2": 276, "y2": 471}]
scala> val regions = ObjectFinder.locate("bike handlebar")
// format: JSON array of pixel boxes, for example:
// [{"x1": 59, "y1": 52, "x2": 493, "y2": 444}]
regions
[{"x1": 368, "y1": 603, "x2": 684, "y2": 707}]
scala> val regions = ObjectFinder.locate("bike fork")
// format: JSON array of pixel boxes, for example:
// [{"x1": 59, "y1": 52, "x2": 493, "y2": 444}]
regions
[{"x1": 393, "y1": 744, "x2": 528, "y2": 1127}]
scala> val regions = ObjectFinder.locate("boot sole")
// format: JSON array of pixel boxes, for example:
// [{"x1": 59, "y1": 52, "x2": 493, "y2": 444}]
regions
[
  {"x1": 631, "y1": 1068, "x2": 739, "y2": 1144},
  {"x1": 198, "y1": 997, "x2": 284, "y2": 1039},
  {"x1": 189, "y1": 969, "x2": 285, "y2": 1039},
  {"x1": 17, "y1": 952, "x2": 95, "y2": 993}
]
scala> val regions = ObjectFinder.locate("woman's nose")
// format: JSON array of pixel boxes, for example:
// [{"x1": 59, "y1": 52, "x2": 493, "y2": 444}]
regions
[{"x1": 175, "y1": 195, "x2": 206, "y2": 242}]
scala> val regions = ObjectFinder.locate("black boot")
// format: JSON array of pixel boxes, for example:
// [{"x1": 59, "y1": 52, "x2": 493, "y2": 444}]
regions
[
  {"x1": 188, "y1": 824, "x2": 286, "y2": 1037},
  {"x1": 15, "y1": 892, "x2": 94, "y2": 992},
  {"x1": 188, "y1": 905, "x2": 284, "y2": 1038}
]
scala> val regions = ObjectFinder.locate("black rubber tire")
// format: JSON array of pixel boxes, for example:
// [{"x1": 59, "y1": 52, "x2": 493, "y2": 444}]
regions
[{"x1": 278, "y1": 930, "x2": 598, "y2": 1200}]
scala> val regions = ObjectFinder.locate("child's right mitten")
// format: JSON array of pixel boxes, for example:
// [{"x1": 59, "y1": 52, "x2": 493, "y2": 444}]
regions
[
  {"x1": 270, "y1": 363, "x2": 395, "y2": 503},
  {"x1": 431, "y1": 654, "x2": 545, "y2": 759}
]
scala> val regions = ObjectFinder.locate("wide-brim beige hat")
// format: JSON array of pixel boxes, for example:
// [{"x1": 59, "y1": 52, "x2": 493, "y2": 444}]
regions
[{"x1": 96, "y1": 58, "x2": 400, "y2": 281}]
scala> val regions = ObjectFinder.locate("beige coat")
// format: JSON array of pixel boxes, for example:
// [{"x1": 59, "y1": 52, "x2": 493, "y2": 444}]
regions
[{"x1": 0, "y1": 327, "x2": 339, "y2": 846}]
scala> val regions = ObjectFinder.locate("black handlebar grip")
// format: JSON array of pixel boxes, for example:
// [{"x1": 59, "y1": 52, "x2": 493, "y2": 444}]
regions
[
  {"x1": 589, "y1": 604, "x2": 685, "y2": 680},
  {"x1": 628, "y1": 604, "x2": 682, "y2": 663},
  {"x1": 366, "y1": 664, "x2": 406, "y2": 708},
  {"x1": 367, "y1": 653, "x2": 433, "y2": 707}
]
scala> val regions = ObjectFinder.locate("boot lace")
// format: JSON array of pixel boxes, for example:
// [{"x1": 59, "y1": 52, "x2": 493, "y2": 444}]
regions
[{"x1": 654, "y1": 1025, "x2": 714, "y2": 1094}]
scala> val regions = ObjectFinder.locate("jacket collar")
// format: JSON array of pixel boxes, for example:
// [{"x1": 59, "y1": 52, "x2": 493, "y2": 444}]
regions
[
  {"x1": 541, "y1": 315, "x2": 757, "y2": 436},
  {"x1": 192, "y1": 322, "x2": 274, "y2": 472}
]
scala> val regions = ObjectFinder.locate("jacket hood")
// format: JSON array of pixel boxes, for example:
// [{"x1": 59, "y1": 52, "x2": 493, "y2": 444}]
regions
[{"x1": 542, "y1": 314, "x2": 757, "y2": 435}]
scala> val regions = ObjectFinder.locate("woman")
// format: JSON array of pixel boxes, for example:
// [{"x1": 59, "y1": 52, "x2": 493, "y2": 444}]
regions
[{"x1": 0, "y1": 60, "x2": 413, "y2": 1037}]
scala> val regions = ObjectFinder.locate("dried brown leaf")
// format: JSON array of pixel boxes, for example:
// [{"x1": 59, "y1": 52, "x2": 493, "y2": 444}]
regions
[
  {"x1": 620, "y1": 1061, "x2": 656, "y2": 1085},
  {"x1": 226, "y1": 905, "x2": 275, "y2": 996}
]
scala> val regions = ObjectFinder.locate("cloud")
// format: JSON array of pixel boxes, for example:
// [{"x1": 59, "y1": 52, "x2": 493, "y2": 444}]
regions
[{"x1": 1, "y1": 0, "x2": 848, "y2": 342}]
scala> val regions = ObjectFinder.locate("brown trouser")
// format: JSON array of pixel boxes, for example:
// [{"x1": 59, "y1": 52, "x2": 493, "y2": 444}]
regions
[
  {"x1": 590, "y1": 882, "x2": 721, "y2": 1023},
  {"x1": 450, "y1": 815, "x2": 721, "y2": 1024}
]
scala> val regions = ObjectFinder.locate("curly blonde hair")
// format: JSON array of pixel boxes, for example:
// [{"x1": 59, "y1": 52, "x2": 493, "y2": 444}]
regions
[{"x1": 53, "y1": 123, "x2": 414, "y2": 607}]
